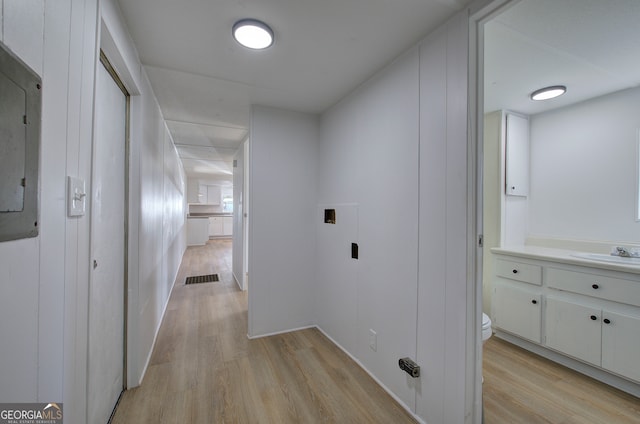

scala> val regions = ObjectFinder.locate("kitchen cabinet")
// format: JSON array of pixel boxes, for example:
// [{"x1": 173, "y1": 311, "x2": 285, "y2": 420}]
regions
[
  {"x1": 206, "y1": 185, "x2": 221, "y2": 205},
  {"x1": 223, "y1": 216, "x2": 233, "y2": 235},
  {"x1": 187, "y1": 218, "x2": 209, "y2": 246},
  {"x1": 208, "y1": 216, "x2": 232, "y2": 237},
  {"x1": 209, "y1": 217, "x2": 223, "y2": 236}
]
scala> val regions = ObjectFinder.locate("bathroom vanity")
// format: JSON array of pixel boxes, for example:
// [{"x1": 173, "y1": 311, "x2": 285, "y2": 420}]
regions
[{"x1": 491, "y1": 246, "x2": 640, "y2": 397}]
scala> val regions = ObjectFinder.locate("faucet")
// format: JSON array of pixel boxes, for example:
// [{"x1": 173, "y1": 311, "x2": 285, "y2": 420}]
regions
[{"x1": 614, "y1": 246, "x2": 631, "y2": 257}]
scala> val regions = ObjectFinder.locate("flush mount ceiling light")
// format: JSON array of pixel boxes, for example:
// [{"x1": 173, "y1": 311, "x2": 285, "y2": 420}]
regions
[
  {"x1": 530, "y1": 85, "x2": 566, "y2": 101},
  {"x1": 232, "y1": 19, "x2": 274, "y2": 50}
]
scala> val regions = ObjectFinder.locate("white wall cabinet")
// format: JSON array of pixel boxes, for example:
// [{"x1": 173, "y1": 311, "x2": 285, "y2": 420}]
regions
[
  {"x1": 505, "y1": 113, "x2": 529, "y2": 196},
  {"x1": 492, "y1": 251, "x2": 640, "y2": 391}
]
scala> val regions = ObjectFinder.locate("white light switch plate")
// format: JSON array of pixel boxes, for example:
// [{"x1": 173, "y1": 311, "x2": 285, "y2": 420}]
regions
[{"x1": 67, "y1": 176, "x2": 86, "y2": 217}]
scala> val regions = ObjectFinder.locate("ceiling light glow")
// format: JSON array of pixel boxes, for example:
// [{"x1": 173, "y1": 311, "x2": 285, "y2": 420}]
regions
[
  {"x1": 232, "y1": 19, "x2": 274, "y2": 50},
  {"x1": 530, "y1": 85, "x2": 566, "y2": 101}
]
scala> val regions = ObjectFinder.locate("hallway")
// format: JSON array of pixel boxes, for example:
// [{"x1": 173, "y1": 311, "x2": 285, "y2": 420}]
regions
[{"x1": 111, "y1": 239, "x2": 416, "y2": 423}]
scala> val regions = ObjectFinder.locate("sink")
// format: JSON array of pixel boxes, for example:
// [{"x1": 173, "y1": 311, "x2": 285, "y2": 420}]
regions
[{"x1": 571, "y1": 252, "x2": 640, "y2": 266}]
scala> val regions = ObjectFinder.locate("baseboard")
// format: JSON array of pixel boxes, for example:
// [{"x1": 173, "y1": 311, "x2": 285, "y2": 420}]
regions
[
  {"x1": 246, "y1": 324, "x2": 317, "y2": 340},
  {"x1": 314, "y1": 326, "x2": 426, "y2": 424},
  {"x1": 136, "y1": 266, "x2": 180, "y2": 387}
]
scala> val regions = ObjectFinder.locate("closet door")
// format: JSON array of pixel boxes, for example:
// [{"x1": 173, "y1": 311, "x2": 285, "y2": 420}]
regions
[{"x1": 87, "y1": 56, "x2": 127, "y2": 424}]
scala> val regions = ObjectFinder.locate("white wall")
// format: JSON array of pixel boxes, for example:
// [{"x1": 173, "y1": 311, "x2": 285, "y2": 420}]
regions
[
  {"x1": 317, "y1": 47, "x2": 420, "y2": 410},
  {"x1": 248, "y1": 106, "x2": 318, "y2": 336},
  {"x1": 416, "y1": 12, "x2": 472, "y2": 422},
  {"x1": 314, "y1": 10, "x2": 474, "y2": 423},
  {"x1": 100, "y1": 0, "x2": 187, "y2": 387},
  {"x1": 0, "y1": 1, "x2": 186, "y2": 422},
  {"x1": 529, "y1": 87, "x2": 640, "y2": 244},
  {"x1": 232, "y1": 142, "x2": 245, "y2": 289},
  {"x1": 0, "y1": 4, "x2": 98, "y2": 424}
]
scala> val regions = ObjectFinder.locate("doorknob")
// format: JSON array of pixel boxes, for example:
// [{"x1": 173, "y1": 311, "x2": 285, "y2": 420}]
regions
[{"x1": 93, "y1": 259, "x2": 98, "y2": 269}]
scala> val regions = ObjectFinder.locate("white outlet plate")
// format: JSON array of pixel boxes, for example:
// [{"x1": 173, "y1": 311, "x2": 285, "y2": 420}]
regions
[{"x1": 369, "y1": 329, "x2": 377, "y2": 352}]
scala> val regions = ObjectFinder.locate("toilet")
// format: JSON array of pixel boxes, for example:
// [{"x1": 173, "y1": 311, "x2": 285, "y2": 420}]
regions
[{"x1": 482, "y1": 313, "x2": 492, "y2": 344}]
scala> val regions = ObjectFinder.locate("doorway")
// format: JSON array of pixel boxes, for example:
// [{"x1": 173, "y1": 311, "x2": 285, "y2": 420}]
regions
[{"x1": 87, "y1": 52, "x2": 129, "y2": 424}]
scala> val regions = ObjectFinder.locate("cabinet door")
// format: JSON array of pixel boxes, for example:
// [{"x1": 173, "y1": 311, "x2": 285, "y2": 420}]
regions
[
  {"x1": 208, "y1": 217, "x2": 222, "y2": 236},
  {"x1": 493, "y1": 281, "x2": 542, "y2": 343},
  {"x1": 601, "y1": 310, "x2": 640, "y2": 382},
  {"x1": 206, "y1": 185, "x2": 221, "y2": 205},
  {"x1": 545, "y1": 297, "x2": 601, "y2": 366},
  {"x1": 505, "y1": 113, "x2": 529, "y2": 196},
  {"x1": 223, "y1": 216, "x2": 233, "y2": 236}
]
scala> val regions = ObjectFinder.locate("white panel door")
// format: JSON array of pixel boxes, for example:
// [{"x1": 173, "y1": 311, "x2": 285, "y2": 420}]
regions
[{"x1": 88, "y1": 59, "x2": 126, "y2": 424}]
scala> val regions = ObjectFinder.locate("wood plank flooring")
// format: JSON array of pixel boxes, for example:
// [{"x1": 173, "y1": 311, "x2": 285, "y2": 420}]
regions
[
  {"x1": 483, "y1": 336, "x2": 640, "y2": 423},
  {"x1": 111, "y1": 239, "x2": 640, "y2": 423},
  {"x1": 111, "y1": 239, "x2": 416, "y2": 424}
]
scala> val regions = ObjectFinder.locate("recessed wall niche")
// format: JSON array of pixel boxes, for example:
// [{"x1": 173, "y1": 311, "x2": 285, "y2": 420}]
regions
[
  {"x1": 324, "y1": 209, "x2": 336, "y2": 224},
  {"x1": 0, "y1": 41, "x2": 41, "y2": 242}
]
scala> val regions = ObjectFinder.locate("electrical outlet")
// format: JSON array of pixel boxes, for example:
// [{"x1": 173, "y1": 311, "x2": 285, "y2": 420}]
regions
[{"x1": 369, "y1": 329, "x2": 377, "y2": 352}]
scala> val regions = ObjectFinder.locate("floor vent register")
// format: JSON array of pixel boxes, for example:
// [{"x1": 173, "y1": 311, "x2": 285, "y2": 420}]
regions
[{"x1": 185, "y1": 274, "x2": 219, "y2": 285}]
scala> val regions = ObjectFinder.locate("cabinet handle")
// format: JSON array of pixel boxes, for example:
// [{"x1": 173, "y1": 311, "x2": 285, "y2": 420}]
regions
[
  {"x1": 512, "y1": 269, "x2": 518, "y2": 274},
  {"x1": 592, "y1": 284, "x2": 599, "y2": 289},
  {"x1": 590, "y1": 315, "x2": 598, "y2": 321},
  {"x1": 603, "y1": 318, "x2": 611, "y2": 324},
  {"x1": 531, "y1": 299, "x2": 537, "y2": 304}
]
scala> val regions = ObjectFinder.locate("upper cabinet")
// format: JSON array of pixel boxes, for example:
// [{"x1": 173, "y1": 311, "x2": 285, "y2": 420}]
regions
[
  {"x1": 206, "y1": 185, "x2": 221, "y2": 205},
  {"x1": 505, "y1": 113, "x2": 529, "y2": 197},
  {"x1": 187, "y1": 180, "x2": 222, "y2": 205}
]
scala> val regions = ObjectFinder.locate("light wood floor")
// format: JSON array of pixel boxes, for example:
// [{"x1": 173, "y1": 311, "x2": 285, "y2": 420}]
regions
[
  {"x1": 483, "y1": 336, "x2": 640, "y2": 423},
  {"x1": 111, "y1": 239, "x2": 416, "y2": 424}
]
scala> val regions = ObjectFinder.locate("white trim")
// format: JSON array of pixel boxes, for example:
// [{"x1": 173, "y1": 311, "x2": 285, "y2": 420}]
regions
[
  {"x1": 246, "y1": 324, "x2": 317, "y2": 340},
  {"x1": 136, "y1": 273, "x2": 176, "y2": 386},
  {"x1": 636, "y1": 130, "x2": 640, "y2": 222},
  {"x1": 315, "y1": 326, "x2": 427, "y2": 424}
]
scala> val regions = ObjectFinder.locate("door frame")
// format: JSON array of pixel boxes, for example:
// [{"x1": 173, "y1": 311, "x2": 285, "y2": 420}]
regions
[
  {"x1": 98, "y1": 50, "x2": 131, "y2": 387},
  {"x1": 468, "y1": 0, "x2": 520, "y2": 422}
]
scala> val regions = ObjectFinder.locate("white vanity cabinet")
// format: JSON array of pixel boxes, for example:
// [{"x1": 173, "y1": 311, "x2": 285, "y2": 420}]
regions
[
  {"x1": 491, "y1": 249, "x2": 640, "y2": 393},
  {"x1": 494, "y1": 281, "x2": 542, "y2": 343},
  {"x1": 545, "y1": 296, "x2": 602, "y2": 366},
  {"x1": 493, "y1": 258, "x2": 542, "y2": 343}
]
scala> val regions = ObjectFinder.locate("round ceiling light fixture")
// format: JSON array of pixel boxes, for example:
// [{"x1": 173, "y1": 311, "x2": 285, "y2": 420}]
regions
[
  {"x1": 530, "y1": 85, "x2": 566, "y2": 101},
  {"x1": 232, "y1": 19, "x2": 274, "y2": 50}
]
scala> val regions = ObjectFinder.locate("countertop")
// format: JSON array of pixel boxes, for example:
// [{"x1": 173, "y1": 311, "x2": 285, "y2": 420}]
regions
[
  {"x1": 491, "y1": 246, "x2": 640, "y2": 275},
  {"x1": 187, "y1": 213, "x2": 233, "y2": 218}
]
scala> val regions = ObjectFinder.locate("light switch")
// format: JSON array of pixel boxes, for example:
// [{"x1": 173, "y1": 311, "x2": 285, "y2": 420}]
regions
[{"x1": 67, "y1": 176, "x2": 86, "y2": 217}]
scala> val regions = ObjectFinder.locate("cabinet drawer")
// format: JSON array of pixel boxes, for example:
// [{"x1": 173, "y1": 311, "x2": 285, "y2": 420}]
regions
[
  {"x1": 495, "y1": 258, "x2": 542, "y2": 286},
  {"x1": 547, "y1": 267, "x2": 640, "y2": 307}
]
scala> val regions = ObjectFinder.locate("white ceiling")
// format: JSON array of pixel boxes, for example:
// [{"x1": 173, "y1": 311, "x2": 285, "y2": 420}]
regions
[
  {"x1": 116, "y1": 0, "x2": 469, "y2": 179},
  {"x1": 116, "y1": 0, "x2": 640, "y2": 180},
  {"x1": 485, "y1": 0, "x2": 640, "y2": 115}
]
